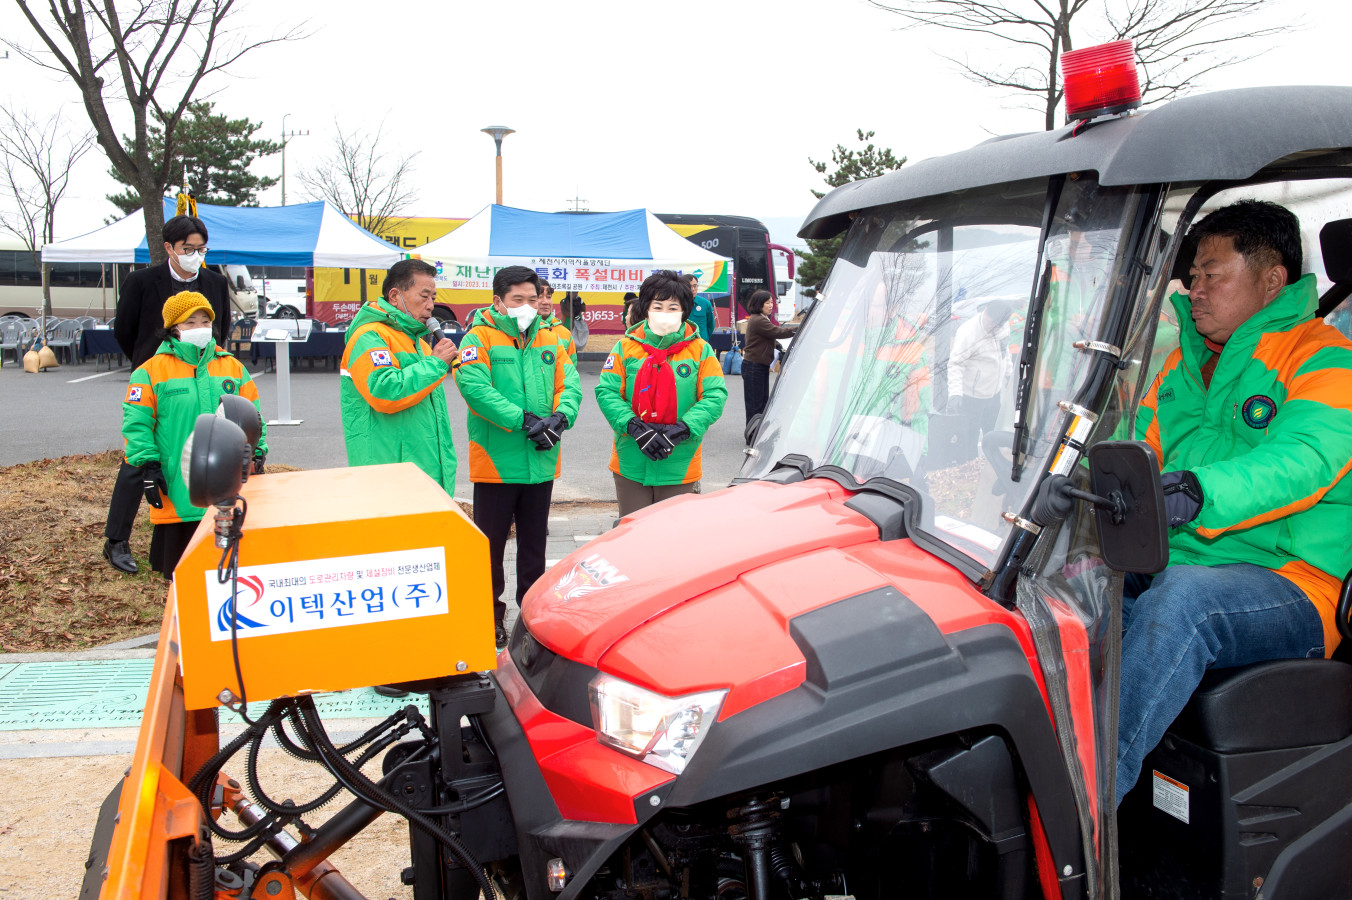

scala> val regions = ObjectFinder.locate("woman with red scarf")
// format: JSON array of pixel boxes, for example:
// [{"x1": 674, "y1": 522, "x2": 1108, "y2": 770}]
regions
[{"x1": 596, "y1": 271, "x2": 728, "y2": 516}]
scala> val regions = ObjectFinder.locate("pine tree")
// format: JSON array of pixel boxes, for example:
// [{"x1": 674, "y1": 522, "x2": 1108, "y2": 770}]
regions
[
  {"x1": 106, "y1": 101, "x2": 282, "y2": 217},
  {"x1": 798, "y1": 130, "x2": 906, "y2": 296}
]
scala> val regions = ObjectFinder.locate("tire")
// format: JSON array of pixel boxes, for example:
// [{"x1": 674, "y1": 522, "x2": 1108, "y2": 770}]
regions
[{"x1": 273, "y1": 304, "x2": 302, "y2": 320}]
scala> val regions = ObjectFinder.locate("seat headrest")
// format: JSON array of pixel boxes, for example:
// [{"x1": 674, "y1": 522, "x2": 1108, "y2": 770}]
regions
[
  {"x1": 1321, "y1": 219, "x2": 1352, "y2": 284},
  {"x1": 1169, "y1": 234, "x2": 1198, "y2": 286}
]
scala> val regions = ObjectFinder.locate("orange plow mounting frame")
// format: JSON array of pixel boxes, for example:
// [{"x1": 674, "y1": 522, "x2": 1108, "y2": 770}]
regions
[{"x1": 99, "y1": 593, "x2": 217, "y2": 900}]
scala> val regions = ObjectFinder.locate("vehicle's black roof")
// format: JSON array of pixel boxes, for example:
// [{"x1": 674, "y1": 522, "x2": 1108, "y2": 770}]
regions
[
  {"x1": 800, "y1": 86, "x2": 1352, "y2": 239},
  {"x1": 655, "y1": 213, "x2": 769, "y2": 230}
]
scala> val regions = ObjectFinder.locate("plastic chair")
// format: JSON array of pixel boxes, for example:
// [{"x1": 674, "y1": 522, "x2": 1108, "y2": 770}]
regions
[
  {"x1": 228, "y1": 318, "x2": 256, "y2": 357},
  {"x1": 0, "y1": 319, "x2": 25, "y2": 366},
  {"x1": 45, "y1": 318, "x2": 83, "y2": 365}
]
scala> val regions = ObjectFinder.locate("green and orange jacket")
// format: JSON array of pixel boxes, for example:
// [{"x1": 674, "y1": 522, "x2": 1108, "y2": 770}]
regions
[
  {"x1": 595, "y1": 320, "x2": 728, "y2": 486},
  {"x1": 453, "y1": 307, "x2": 581, "y2": 484},
  {"x1": 541, "y1": 314, "x2": 577, "y2": 363},
  {"x1": 1136, "y1": 275, "x2": 1352, "y2": 653},
  {"x1": 340, "y1": 298, "x2": 457, "y2": 495},
  {"x1": 122, "y1": 338, "x2": 267, "y2": 525}
]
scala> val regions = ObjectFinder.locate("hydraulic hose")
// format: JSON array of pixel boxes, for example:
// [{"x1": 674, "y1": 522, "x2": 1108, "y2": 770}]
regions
[{"x1": 296, "y1": 698, "x2": 497, "y2": 900}]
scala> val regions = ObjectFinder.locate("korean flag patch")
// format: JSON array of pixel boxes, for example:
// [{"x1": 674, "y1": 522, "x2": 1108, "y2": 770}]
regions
[
  {"x1": 369, "y1": 349, "x2": 393, "y2": 367},
  {"x1": 602, "y1": 354, "x2": 616, "y2": 371},
  {"x1": 126, "y1": 385, "x2": 143, "y2": 403},
  {"x1": 460, "y1": 346, "x2": 479, "y2": 363}
]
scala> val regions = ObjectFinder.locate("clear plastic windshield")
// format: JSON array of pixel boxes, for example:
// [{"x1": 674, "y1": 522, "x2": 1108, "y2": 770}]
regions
[{"x1": 743, "y1": 177, "x2": 1138, "y2": 570}]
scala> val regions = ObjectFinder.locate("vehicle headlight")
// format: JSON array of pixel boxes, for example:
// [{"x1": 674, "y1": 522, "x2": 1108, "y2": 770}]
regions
[{"x1": 588, "y1": 674, "x2": 726, "y2": 775}]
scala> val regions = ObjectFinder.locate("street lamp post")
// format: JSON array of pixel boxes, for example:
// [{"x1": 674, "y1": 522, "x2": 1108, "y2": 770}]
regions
[
  {"x1": 280, "y1": 113, "x2": 309, "y2": 205},
  {"x1": 481, "y1": 126, "x2": 515, "y2": 205}
]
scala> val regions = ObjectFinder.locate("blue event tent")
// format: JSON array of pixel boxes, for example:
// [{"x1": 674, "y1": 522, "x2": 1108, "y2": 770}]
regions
[
  {"x1": 411, "y1": 205, "x2": 730, "y2": 295},
  {"x1": 41, "y1": 198, "x2": 403, "y2": 269}
]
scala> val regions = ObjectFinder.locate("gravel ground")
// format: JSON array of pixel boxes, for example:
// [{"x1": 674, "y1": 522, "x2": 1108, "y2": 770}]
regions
[{"x1": 0, "y1": 746, "x2": 418, "y2": 898}]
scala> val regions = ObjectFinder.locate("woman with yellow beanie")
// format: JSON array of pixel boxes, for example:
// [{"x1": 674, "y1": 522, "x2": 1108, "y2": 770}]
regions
[{"x1": 120, "y1": 291, "x2": 268, "y2": 577}]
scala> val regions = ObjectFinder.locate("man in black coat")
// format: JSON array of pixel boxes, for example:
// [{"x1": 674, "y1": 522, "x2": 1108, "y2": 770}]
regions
[
  {"x1": 103, "y1": 214, "x2": 234, "y2": 573},
  {"x1": 113, "y1": 215, "x2": 232, "y2": 369}
]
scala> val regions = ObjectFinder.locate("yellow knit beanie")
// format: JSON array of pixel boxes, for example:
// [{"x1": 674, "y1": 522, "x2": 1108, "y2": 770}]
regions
[{"x1": 162, "y1": 291, "x2": 215, "y2": 329}]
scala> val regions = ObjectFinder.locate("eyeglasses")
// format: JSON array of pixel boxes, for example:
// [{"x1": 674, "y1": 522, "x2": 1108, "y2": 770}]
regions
[{"x1": 179, "y1": 244, "x2": 208, "y2": 253}]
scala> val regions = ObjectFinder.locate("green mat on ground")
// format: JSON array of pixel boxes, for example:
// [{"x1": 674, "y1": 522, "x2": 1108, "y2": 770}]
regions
[{"x1": 0, "y1": 659, "x2": 427, "y2": 730}]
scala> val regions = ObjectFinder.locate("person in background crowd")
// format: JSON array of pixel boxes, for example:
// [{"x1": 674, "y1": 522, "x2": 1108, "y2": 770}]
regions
[
  {"x1": 946, "y1": 299, "x2": 1015, "y2": 449},
  {"x1": 102, "y1": 214, "x2": 233, "y2": 574},
  {"x1": 121, "y1": 291, "x2": 267, "y2": 578},
  {"x1": 622, "y1": 292, "x2": 639, "y2": 329},
  {"x1": 686, "y1": 273, "x2": 716, "y2": 343},
  {"x1": 339, "y1": 258, "x2": 459, "y2": 495},
  {"x1": 596, "y1": 271, "x2": 727, "y2": 516},
  {"x1": 456, "y1": 266, "x2": 582, "y2": 648},
  {"x1": 740, "y1": 289, "x2": 799, "y2": 426},
  {"x1": 536, "y1": 279, "x2": 577, "y2": 362}
]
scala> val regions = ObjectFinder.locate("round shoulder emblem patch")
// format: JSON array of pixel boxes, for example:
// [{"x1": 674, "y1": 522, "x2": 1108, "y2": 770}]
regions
[
  {"x1": 221, "y1": 379, "x2": 236, "y2": 394},
  {"x1": 541, "y1": 349, "x2": 556, "y2": 365},
  {"x1": 1242, "y1": 394, "x2": 1276, "y2": 429},
  {"x1": 676, "y1": 362, "x2": 692, "y2": 378}
]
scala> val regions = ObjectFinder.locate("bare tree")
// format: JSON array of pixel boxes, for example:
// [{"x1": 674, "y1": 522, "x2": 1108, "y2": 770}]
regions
[
  {"x1": 298, "y1": 122, "x2": 417, "y2": 239},
  {"x1": 866, "y1": 0, "x2": 1294, "y2": 130},
  {"x1": 0, "y1": 104, "x2": 95, "y2": 321},
  {"x1": 6, "y1": 1, "x2": 304, "y2": 264}
]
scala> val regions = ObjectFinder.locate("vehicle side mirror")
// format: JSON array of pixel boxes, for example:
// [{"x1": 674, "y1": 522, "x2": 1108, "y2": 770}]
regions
[
  {"x1": 1088, "y1": 440, "x2": 1168, "y2": 574},
  {"x1": 745, "y1": 412, "x2": 764, "y2": 447}
]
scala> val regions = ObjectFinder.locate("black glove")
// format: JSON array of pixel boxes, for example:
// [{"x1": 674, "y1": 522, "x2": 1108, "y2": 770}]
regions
[
  {"x1": 626, "y1": 417, "x2": 671, "y2": 460},
  {"x1": 650, "y1": 421, "x2": 690, "y2": 444},
  {"x1": 523, "y1": 411, "x2": 543, "y2": 434},
  {"x1": 1161, "y1": 470, "x2": 1204, "y2": 527},
  {"x1": 529, "y1": 412, "x2": 566, "y2": 451},
  {"x1": 251, "y1": 452, "x2": 266, "y2": 475},
  {"x1": 142, "y1": 461, "x2": 167, "y2": 509},
  {"x1": 534, "y1": 411, "x2": 570, "y2": 451},
  {"x1": 637, "y1": 428, "x2": 676, "y2": 461},
  {"x1": 626, "y1": 417, "x2": 651, "y2": 441}
]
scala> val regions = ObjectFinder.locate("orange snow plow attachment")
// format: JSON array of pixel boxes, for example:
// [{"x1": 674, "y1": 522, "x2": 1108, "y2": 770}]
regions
[{"x1": 83, "y1": 463, "x2": 494, "y2": 899}]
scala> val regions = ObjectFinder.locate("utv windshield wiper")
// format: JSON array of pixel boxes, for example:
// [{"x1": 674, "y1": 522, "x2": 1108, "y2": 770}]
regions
[{"x1": 1009, "y1": 175, "x2": 1066, "y2": 483}]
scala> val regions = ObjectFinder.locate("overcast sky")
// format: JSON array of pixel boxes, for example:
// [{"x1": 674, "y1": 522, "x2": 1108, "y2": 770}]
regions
[{"x1": 1, "y1": 0, "x2": 1346, "y2": 250}]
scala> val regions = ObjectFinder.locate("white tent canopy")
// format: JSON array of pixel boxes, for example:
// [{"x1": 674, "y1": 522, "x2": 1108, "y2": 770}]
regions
[
  {"x1": 412, "y1": 205, "x2": 732, "y2": 294},
  {"x1": 42, "y1": 198, "x2": 403, "y2": 269}
]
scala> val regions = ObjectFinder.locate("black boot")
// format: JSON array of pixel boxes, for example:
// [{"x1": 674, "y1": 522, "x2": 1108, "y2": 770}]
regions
[
  {"x1": 103, "y1": 539, "x2": 138, "y2": 574},
  {"x1": 495, "y1": 621, "x2": 509, "y2": 649}
]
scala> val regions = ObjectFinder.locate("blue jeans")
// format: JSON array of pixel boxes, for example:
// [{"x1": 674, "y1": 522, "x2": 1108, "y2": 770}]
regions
[{"x1": 1116, "y1": 564, "x2": 1324, "y2": 806}]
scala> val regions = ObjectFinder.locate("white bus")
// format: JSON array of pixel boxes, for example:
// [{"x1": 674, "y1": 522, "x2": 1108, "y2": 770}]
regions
[{"x1": 0, "y1": 236, "x2": 258, "y2": 320}]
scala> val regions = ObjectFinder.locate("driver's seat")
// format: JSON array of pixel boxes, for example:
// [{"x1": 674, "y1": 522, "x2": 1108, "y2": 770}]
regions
[{"x1": 1119, "y1": 574, "x2": 1352, "y2": 899}]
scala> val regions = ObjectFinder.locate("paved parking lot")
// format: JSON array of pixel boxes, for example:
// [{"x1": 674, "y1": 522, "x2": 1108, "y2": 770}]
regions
[{"x1": 0, "y1": 356, "x2": 754, "y2": 501}]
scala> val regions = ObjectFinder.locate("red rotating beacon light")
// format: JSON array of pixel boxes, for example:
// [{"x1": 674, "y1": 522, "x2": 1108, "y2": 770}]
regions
[{"x1": 1061, "y1": 40, "x2": 1142, "y2": 122}]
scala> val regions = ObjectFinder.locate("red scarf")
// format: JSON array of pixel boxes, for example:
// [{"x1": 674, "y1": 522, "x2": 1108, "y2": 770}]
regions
[{"x1": 632, "y1": 337, "x2": 695, "y2": 424}]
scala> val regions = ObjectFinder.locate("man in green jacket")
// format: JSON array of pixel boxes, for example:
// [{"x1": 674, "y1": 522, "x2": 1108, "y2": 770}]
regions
[
  {"x1": 340, "y1": 259, "x2": 458, "y2": 495},
  {"x1": 685, "y1": 273, "x2": 717, "y2": 344},
  {"x1": 455, "y1": 266, "x2": 581, "y2": 647},
  {"x1": 1117, "y1": 200, "x2": 1352, "y2": 806}
]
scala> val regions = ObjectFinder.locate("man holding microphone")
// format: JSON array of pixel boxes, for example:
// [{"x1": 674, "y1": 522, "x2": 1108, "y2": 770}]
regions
[{"x1": 340, "y1": 258, "x2": 459, "y2": 495}]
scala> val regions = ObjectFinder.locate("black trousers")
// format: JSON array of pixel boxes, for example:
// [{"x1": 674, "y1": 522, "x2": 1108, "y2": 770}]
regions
[
  {"x1": 742, "y1": 359, "x2": 771, "y2": 425},
  {"x1": 104, "y1": 460, "x2": 143, "y2": 542},
  {"x1": 473, "y1": 481, "x2": 554, "y2": 625}
]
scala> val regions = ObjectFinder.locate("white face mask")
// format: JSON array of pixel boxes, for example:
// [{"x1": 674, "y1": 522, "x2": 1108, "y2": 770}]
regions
[
  {"x1": 647, "y1": 310, "x2": 684, "y2": 336},
  {"x1": 178, "y1": 326, "x2": 214, "y2": 349},
  {"x1": 175, "y1": 251, "x2": 204, "y2": 272},
  {"x1": 505, "y1": 304, "x2": 537, "y2": 331}
]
